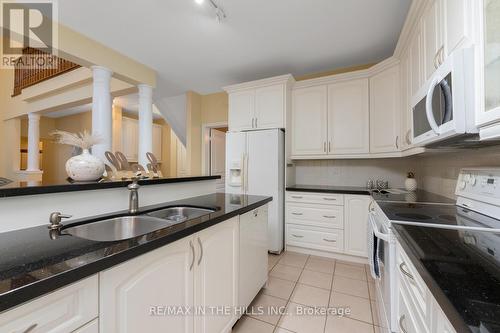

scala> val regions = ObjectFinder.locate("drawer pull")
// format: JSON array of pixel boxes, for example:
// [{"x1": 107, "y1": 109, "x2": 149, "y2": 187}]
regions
[
  {"x1": 323, "y1": 238, "x2": 336, "y2": 243},
  {"x1": 399, "y1": 262, "x2": 414, "y2": 280},
  {"x1": 292, "y1": 234, "x2": 304, "y2": 238},
  {"x1": 399, "y1": 315, "x2": 408, "y2": 333},
  {"x1": 23, "y1": 324, "x2": 38, "y2": 333},
  {"x1": 323, "y1": 215, "x2": 336, "y2": 218},
  {"x1": 323, "y1": 198, "x2": 337, "y2": 201},
  {"x1": 291, "y1": 212, "x2": 303, "y2": 216},
  {"x1": 291, "y1": 196, "x2": 303, "y2": 199}
]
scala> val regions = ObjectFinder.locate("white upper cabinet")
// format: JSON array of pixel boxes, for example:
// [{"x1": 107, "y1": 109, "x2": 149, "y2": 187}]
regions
[
  {"x1": 409, "y1": 26, "x2": 424, "y2": 98},
  {"x1": 400, "y1": 51, "x2": 413, "y2": 150},
  {"x1": 225, "y1": 75, "x2": 294, "y2": 132},
  {"x1": 327, "y1": 79, "x2": 370, "y2": 154},
  {"x1": 444, "y1": 0, "x2": 474, "y2": 57},
  {"x1": 291, "y1": 85, "x2": 328, "y2": 156},
  {"x1": 228, "y1": 90, "x2": 255, "y2": 131},
  {"x1": 423, "y1": 0, "x2": 445, "y2": 80},
  {"x1": 370, "y1": 64, "x2": 401, "y2": 153}
]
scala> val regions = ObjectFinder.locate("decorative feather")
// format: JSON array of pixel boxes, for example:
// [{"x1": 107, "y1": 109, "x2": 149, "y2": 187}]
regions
[{"x1": 50, "y1": 130, "x2": 102, "y2": 150}]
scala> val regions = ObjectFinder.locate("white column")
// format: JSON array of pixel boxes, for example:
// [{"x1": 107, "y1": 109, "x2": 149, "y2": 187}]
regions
[
  {"x1": 26, "y1": 113, "x2": 41, "y2": 171},
  {"x1": 138, "y1": 84, "x2": 153, "y2": 167},
  {"x1": 91, "y1": 66, "x2": 113, "y2": 161}
]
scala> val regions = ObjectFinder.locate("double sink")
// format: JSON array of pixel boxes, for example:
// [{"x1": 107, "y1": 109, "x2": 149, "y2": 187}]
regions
[{"x1": 62, "y1": 206, "x2": 215, "y2": 242}]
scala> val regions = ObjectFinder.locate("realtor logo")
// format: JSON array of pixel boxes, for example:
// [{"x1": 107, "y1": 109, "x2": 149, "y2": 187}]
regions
[{"x1": 1, "y1": 0, "x2": 58, "y2": 68}]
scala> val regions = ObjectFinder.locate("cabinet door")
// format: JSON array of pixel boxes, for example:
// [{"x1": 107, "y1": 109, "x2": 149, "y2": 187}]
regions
[
  {"x1": 122, "y1": 117, "x2": 138, "y2": 161},
  {"x1": 152, "y1": 123, "x2": 162, "y2": 162},
  {"x1": 194, "y1": 217, "x2": 239, "y2": 333},
  {"x1": 344, "y1": 195, "x2": 371, "y2": 257},
  {"x1": 327, "y1": 79, "x2": 369, "y2": 154},
  {"x1": 370, "y1": 65, "x2": 401, "y2": 153},
  {"x1": 228, "y1": 90, "x2": 255, "y2": 131},
  {"x1": 100, "y1": 237, "x2": 194, "y2": 333},
  {"x1": 444, "y1": 0, "x2": 473, "y2": 56},
  {"x1": 400, "y1": 51, "x2": 413, "y2": 149},
  {"x1": 409, "y1": 27, "x2": 423, "y2": 97},
  {"x1": 255, "y1": 84, "x2": 285, "y2": 129},
  {"x1": 291, "y1": 86, "x2": 328, "y2": 156},
  {"x1": 423, "y1": 0, "x2": 444, "y2": 80}
]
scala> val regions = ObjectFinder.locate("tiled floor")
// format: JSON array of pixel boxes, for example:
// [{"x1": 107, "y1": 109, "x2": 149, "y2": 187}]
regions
[{"x1": 232, "y1": 251, "x2": 382, "y2": 333}]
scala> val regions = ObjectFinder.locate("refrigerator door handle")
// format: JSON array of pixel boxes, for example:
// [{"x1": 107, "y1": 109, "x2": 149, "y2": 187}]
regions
[{"x1": 244, "y1": 153, "x2": 249, "y2": 193}]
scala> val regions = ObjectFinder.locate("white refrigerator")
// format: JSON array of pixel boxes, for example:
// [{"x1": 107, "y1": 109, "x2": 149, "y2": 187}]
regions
[{"x1": 225, "y1": 129, "x2": 285, "y2": 254}]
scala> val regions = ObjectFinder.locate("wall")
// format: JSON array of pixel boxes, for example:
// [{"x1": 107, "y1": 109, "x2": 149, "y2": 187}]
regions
[
  {"x1": 201, "y1": 92, "x2": 228, "y2": 124},
  {"x1": 186, "y1": 91, "x2": 202, "y2": 175}
]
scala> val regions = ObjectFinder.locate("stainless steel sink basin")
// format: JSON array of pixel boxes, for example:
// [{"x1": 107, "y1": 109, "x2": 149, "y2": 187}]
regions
[
  {"x1": 146, "y1": 206, "x2": 215, "y2": 223},
  {"x1": 63, "y1": 215, "x2": 173, "y2": 242}
]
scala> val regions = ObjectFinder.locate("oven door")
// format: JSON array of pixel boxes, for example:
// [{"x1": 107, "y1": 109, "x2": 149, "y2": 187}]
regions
[{"x1": 411, "y1": 48, "x2": 472, "y2": 146}]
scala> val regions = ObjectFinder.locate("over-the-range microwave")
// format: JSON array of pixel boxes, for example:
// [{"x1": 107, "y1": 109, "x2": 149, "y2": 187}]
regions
[{"x1": 411, "y1": 48, "x2": 477, "y2": 147}]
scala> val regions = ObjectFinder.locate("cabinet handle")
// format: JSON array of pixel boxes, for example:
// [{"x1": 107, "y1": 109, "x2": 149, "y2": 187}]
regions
[
  {"x1": 395, "y1": 136, "x2": 399, "y2": 149},
  {"x1": 291, "y1": 212, "x2": 303, "y2": 216},
  {"x1": 255, "y1": 118, "x2": 258, "y2": 128},
  {"x1": 292, "y1": 234, "x2": 304, "y2": 238},
  {"x1": 323, "y1": 197, "x2": 336, "y2": 201},
  {"x1": 197, "y1": 237, "x2": 203, "y2": 266},
  {"x1": 23, "y1": 324, "x2": 38, "y2": 333},
  {"x1": 323, "y1": 238, "x2": 336, "y2": 243},
  {"x1": 434, "y1": 51, "x2": 439, "y2": 69},
  {"x1": 399, "y1": 315, "x2": 408, "y2": 333},
  {"x1": 328, "y1": 141, "x2": 331, "y2": 153},
  {"x1": 189, "y1": 240, "x2": 195, "y2": 271},
  {"x1": 439, "y1": 47, "x2": 445, "y2": 66},
  {"x1": 291, "y1": 195, "x2": 303, "y2": 199},
  {"x1": 323, "y1": 215, "x2": 336, "y2": 218},
  {"x1": 368, "y1": 200, "x2": 374, "y2": 212},
  {"x1": 323, "y1": 142, "x2": 327, "y2": 153},
  {"x1": 405, "y1": 129, "x2": 412, "y2": 145},
  {"x1": 399, "y1": 262, "x2": 414, "y2": 280},
  {"x1": 252, "y1": 118, "x2": 255, "y2": 128},
  {"x1": 254, "y1": 209, "x2": 259, "y2": 217}
]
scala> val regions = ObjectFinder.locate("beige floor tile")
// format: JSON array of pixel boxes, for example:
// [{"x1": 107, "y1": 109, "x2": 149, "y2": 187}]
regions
[
  {"x1": 273, "y1": 328, "x2": 294, "y2": 333},
  {"x1": 370, "y1": 301, "x2": 385, "y2": 328},
  {"x1": 232, "y1": 316, "x2": 275, "y2": 333},
  {"x1": 298, "y1": 269, "x2": 333, "y2": 290},
  {"x1": 291, "y1": 283, "x2": 330, "y2": 307},
  {"x1": 270, "y1": 264, "x2": 302, "y2": 282},
  {"x1": 368, "y1": 282, "x2": 376, "y2": 300},
  {"x1": 325, "y1": 316, "x2": 374, "y2": 333},
  {"x1": 332, "y1": 275, "x2": 369, "y2": 299},
  {"x1": 336, "y1": 259, "x2": 367, "y2": 268},
  {"x1": 278, "y1": 302, "x2": 327, "y2": 333},
  {"x1": 335, "y1": 263, "x2": 367, "y2": 281},
  {"x1": 269, "y1": 253, "x2": 281, "y2": 265},
  {"x1": 263, "y1": 277, "x2": 296, "y2": 300},
  {"x1": 247, "y1": 293, "x2": 288, "y2": 325},
  {"x1": 268, "y1": 261, "x2": 276, "y2": 272},
  {"x1": 304, "y1": 256, "x2": 335, "y2": 274},
  {"x1": 330, "y1": 291, "x2": 373, "y2": 324},
  {"x1": 279, "y1": 252, "x2": 309, "y2": 268}
]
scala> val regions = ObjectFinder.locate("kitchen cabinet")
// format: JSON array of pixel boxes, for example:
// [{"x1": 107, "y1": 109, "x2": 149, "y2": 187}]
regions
[
  {"x1": 328, "y1": 79, "x2": 370, "y2": 154},
  {"x1": 152, "y1": 123, "x2": 163, "y2": 162},
  {"x1": 100, "y1": 217, "x2": 239, "y2": 333},
  {"x1": 400, "y1": 50, "x2": 413, "y2": 150},
  {"x1": 423, "y1": 0, "x2": 444, "y2": 80},
  {"x1": 344, "y1": 195, "x2": 371, "y2": 257},
  {"x1": 100, "y1": 237, "x2": 194, "y2": 333},
  {"x1": 370, "y1": 64, "x2": 401, "y2": 153},
  {"x1": 291, "y1": 85, "x2": 328, "y2": 156},
  {"x1": 444, "y1": 0, "x2": 474, "y2": 57},
  {"x1": 225, "y1": 75, "x2": 294, "y2": 132},
  {"x1": 121, "y1": 117, "x2": 163, "y2": 163},
  {"x1": 0, "y1": 275, "x2": 98, "y2": 333},
  {"x1": 73, "y1": 319, "x2": 99, "y2": 333},
  {"x1": 409, "y1": 27, "x2": 424, "y2": 98},
  {"x1": 194, "y1": 218, "x2": 239, "y2": 333}
]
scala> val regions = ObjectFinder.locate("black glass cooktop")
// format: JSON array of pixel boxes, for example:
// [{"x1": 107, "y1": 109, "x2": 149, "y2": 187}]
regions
[{"x1": 371, "y1": 189, "x2": 455, "y2": 204}]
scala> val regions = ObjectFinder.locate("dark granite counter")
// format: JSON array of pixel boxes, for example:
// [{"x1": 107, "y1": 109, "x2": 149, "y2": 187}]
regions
[
  {"x1": 0, "y1": 193, "x2": 271, "y2": 312},
  {"x1": 286, "y1": 184, "x2": 371, "y2": 195},
  {"x1": 0, "y1": 175, "x2": 220, "y2": 198}
]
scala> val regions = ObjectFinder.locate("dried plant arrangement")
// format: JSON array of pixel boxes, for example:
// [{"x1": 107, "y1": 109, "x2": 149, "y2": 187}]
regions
[{"x1": 51, "y1": 130, "x2": 102, "y2": 149}]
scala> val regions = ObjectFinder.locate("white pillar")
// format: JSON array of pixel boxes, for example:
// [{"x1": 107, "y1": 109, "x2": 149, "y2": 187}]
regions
[
  {"x1": 26, "y1": 113, "x2": 41, "y2": 171},
  {"x1": 138, "y1": 84, "x2": 153, "y2": 167},
  {"x1": 91, "y1": 66, "x2": 113, "y2": 161}
]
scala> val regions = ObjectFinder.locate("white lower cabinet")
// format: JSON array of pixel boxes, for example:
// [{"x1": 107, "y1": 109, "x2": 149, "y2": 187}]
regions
[
  {"x1": 344, "y1": 195, "x2": 371, "y2": 257},
  {"x1": 0, "y1": 275, "x2": 98, "y2": 333},
  {"x1": 100, "y1": 217, "x2": 239, "y2": 333},
  {"x1": 73, "y1": 319, "x2": 98, "y2": 333}
]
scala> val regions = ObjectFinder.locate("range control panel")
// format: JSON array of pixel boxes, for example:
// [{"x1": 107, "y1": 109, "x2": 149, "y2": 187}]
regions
[{"x1": 456, "y1": 168, "x2": 500, "y2": 204}]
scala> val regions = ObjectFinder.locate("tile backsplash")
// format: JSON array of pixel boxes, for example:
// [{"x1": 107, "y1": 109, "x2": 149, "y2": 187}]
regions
[{"x1": 291, "y1": 148, "x2": 500, "y2": 199}]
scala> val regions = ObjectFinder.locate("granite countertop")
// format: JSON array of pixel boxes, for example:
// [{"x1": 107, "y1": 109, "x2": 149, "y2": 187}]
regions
[
  {"x1": 0, "y1": 175, "x2": 220, "y2": 198},
  {"x1": 0, "y1": 193, "x2": 271, "y2": 312},
  {"x1": 286, "y1": 184, "x2": 371, "y2": 195}
]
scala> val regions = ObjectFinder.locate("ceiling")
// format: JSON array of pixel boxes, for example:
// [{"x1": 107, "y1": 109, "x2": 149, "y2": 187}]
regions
[{"x1": 57, "y1": 0, "x2": 411, "y2": 98}]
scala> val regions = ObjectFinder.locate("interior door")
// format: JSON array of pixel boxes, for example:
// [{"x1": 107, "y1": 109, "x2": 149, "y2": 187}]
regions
[{"x1": 210, "y1": 129, "x2": 226, "y2": 192}]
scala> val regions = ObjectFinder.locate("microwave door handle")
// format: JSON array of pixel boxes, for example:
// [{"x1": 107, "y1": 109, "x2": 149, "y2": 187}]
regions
[
  {"x1": 441, "y1": 79, "x2": 453, "y2": 123},
  {"x1": 425, "y1": 77, "x2": 441, "y2": 135},
  {"x1": 369, "y1": 213, "x2": 390, "y2": 242}
]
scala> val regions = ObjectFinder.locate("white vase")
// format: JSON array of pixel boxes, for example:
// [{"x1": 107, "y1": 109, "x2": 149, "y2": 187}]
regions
[
  {"x1": 405, "y1": 177, "x2": 418, "y2": 192},
  {"x1": 65, "y1": 149, "x2": 105, "y2": 182}
]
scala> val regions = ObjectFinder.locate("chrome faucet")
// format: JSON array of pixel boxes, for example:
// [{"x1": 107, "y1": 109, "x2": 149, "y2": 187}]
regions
[
  {"x1": 48, "y1": 212, "x2": 72, "y2": 230},
  {"x1": 128, "y1": 178, "x2": 140, "y2": 214}
]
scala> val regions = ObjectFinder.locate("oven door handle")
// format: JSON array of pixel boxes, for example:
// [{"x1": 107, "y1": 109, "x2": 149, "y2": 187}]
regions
[
  {"x1": 369, "y1": 212, "x2": 390, "y2": 242},
  {"x1": 425, "y1": 76, "x2": 441, "y2": 135}
]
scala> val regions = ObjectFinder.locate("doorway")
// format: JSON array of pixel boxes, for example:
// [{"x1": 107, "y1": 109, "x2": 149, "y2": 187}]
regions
[{"x1": 202, "y1": 124, "x2": 227, "y2": 192}]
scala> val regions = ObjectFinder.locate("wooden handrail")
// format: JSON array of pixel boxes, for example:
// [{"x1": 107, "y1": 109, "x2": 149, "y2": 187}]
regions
[{"x1": 12, "y1": 47, "x2": 80, "y2": 97}]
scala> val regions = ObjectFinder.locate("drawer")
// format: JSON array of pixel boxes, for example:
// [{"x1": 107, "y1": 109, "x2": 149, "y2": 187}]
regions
[
  {"x1": 73, "y1": 319, "x2": 98, "y2": 333},
  {"x1": 287, "y1": 204, "x2": 344, "y2": 229},
  {"x1": 398, "y1": 289, "x2": 428, "y2": 333},
  {"x1": 0, "y1": 275, "x2": 98, "y2": 333},
  {"x1": 286, "y1": 191, "x2": 344, "y2": 206},
  {"x1": 286, "y1": 224, "x2": 344, "y2": 253},
  {"x1": 397, "y1": 244, "x2": 429, "y2": 323}
]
